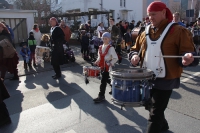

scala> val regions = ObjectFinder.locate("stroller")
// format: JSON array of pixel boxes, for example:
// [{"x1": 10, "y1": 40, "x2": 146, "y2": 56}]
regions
[
  {"x1": 63, "y1": 43, "x2": 75, "y2": 63},
  {"x1": 92, "y1": 36, "x2": 103, "y2": 54}
]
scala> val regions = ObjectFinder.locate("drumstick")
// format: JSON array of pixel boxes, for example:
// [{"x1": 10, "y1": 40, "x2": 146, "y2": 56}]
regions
[
  {"x1": 155, "y1": 56, "x2": 200, "y2": 58},
  {"x1": 138, "y1": 44, "x2": 144, "y2": 56}
]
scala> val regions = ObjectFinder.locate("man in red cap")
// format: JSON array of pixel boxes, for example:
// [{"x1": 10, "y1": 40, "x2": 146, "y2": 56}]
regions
[{"x1": 128, "y1": 1, "x2": 199, "y2": 133}]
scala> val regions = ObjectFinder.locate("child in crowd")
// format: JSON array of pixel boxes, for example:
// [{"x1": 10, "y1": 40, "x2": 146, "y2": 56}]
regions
[
  {"x1": 93, "y1": 32, "x2": 118, "y2": 103},
  {"x1": 20, "y1": 43, "x2": 31, "y2": 69},
  {"x1": 88, "y1": 40, "x2": 96, "y2": 61},
  {"x1": 28, "y1": 32, "x2": 37, "y2": 67},
  {"x1": 81, "y1": 30, "x2": 89, "y2": 60},
  {"x1": 40, "y1": 34, "x2": 50, "y2": 47}
]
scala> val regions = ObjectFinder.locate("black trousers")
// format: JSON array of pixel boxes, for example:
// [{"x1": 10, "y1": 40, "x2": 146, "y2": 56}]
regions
[
  {"x1": 52, "y1": 65, "x2": 61, "y2": 76},
  {"x1": 98, "y1": 71, "x2": 111, "y2": 97},
  {"x1": 146, "y1": 89, "x2": 172, "y2": 133},
  {"x1": 83, "y1": 49, "x2": 89, "y2": 56},
  {"x1": 90, "y1": 53, "x2": 95, "y2": 59},
  {"x1": 0, "y1": 102, "x2": 10, "y2": 126}
]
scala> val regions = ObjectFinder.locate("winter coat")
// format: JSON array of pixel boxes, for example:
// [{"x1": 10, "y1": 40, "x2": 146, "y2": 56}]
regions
[
  {"x1": 28, "y1": 39, "x2": 36, "y2": 53},
  {"x1": 50, "y1": 26, "x2": 65, "y2": 65},
  {"x1": 40, "y1": 41, "x2": 50, "y2": 47},
  {"x1": 124, "y1": 32, "x2": 132, "y2": 43},
  {"x1": 81, "y1": 35, "x2": 89, "y2": 50},
  {"x1": 20, "y1": 47, "x2": 31, "y2": 61},
  {"x1": 60, "y1": 26, "x2": 71, "y2": 42}
]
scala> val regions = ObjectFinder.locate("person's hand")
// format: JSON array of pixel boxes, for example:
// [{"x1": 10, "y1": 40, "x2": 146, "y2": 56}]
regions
[
  {"x1": 94, "y1": 61, "x2": 99, "y2": 66},
  {"x1": 131, "y1": 55, "x2": 140, "y2": 66},
  {"x1": 182, "y1": 53, "x2": 194, "y2": 66}
]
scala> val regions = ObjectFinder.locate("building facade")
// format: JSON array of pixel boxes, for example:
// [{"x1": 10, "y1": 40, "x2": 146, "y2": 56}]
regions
[
  {"x1": 143, "y1": 0, "x2": 200, "y2": 23},
  {"x1": 0, "y1": 9, "x2": 37, "y2": 43},
  {"x1": 51, "y1": 0, "x2": 143, "y2": 27}
]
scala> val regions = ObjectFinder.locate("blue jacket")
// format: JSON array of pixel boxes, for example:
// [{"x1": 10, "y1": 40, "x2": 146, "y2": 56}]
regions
[
  {"x1": 6, "y1": 25, "x2": 14, "y2": 40},
  {"x1": 177, "y1": 22, "x2": 186, "y2": 27},
  {"x1": 20, "y1": 47, "x2": 31, "y2": 60}
]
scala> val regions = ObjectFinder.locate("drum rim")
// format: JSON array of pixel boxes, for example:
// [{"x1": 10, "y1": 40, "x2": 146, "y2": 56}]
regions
[
  {"x1": 112, "y1": 76, "x2": 152, "y2": 80},
  {"x1": 110, "y1": 68, "x2": 153, "y2": 79},
  {"x1": 111, "y1": 97, "x2": 143, "y2": 107}
]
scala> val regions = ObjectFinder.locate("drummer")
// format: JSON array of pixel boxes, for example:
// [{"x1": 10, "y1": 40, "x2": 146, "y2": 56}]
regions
[
  {"x1": 93, "y1": 32, "x2": 118, "y2": 103},
  {"x1": 128, "y1": 2, "x2": 199, "y2": 133}
]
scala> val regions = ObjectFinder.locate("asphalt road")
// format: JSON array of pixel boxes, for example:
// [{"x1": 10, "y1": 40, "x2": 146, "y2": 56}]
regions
[{"x1": 0, "y1": 44, "x2": 200, "y2": 133}]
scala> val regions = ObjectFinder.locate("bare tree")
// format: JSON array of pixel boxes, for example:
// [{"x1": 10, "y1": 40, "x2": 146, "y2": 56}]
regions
[
  {"x1": 0, "y1": 0, "x2": 10, "y2": 9},
  {"x1": 12, "y1": 0, "x2": 52, "y2": 25}
]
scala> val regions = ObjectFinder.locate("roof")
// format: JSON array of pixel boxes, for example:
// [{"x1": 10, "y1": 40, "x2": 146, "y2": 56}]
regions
[
  {"x1": 43, "y1": 11, "x2": 112, "y2": 19},
  {"x1": 0, "y1": 9, "x2": 37, "y2": 13}
]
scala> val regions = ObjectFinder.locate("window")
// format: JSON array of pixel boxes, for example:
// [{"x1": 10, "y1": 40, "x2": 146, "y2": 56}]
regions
[
  {"x1": 120, "y1": 0, "x2": 126, "y2": 7},
  {"x1": 109, "y1": 10, "x2": 114, "y2": 18},
  {"x1": 89, "y1": 8, "x2": 97, "y2": 19},
  {"x1": 120, "y1": 0, "x2": 122, "y2": 7},
  {"x1": 123, "y1": 0, "x2": 126, "y2": 7},
  {"x1": 55, "y1": 0, "x2": 58, "y2": 4},
  {"x1": 34, "y1": 12, "x2": 38, "y2": 17}
]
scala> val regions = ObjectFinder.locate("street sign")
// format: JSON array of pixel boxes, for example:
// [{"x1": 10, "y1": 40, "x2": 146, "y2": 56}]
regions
[{"x1": 186, "y1": 9, "x2": 194, "y2": 17}]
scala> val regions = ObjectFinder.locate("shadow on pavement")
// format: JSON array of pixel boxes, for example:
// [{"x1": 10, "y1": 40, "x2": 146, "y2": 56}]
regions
[
  {"x1": 170, "y1": 90, "x2": 181, "y2": 99},
  {"x1": 180, "y1": 83, "x2": 200, "y2": 96},
  {"x1": 45, "y1": 76, "x2": 147, "y2": 133},
  {"x1": 0, "y1": 80, "x2": 23, "y2": 133}
]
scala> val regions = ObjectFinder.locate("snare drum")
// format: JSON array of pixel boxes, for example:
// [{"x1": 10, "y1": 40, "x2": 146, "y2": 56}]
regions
[
  {"x1": 83, "y1": 66, "x2": 101, "y2": 77},
  {"x1": 110, "y1": 68, "x2": 153, "y2": 107}
]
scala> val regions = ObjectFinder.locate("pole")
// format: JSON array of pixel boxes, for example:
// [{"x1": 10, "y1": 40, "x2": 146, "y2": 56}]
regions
[
  {"x1": 190, "y1": 0, "x2": 194, "y2": 23},
  {"x1": 155, "y1": 56, "x2": 200, "y2": 58},
  {"x1": 101, "y1": 0, "x2": 103, "y2": 22}
]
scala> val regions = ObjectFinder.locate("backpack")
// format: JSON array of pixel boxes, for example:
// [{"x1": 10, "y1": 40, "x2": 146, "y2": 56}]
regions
[{"x1": 0, "y1": 39, "x2": 16, "y2": 58}]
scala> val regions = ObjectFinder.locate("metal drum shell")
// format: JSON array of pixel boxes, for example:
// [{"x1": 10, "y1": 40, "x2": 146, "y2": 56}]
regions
[{"x1": 83, "y1": 66, "x2": 101, "y2": 77}]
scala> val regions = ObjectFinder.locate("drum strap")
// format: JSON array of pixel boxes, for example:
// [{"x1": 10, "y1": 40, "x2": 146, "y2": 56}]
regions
[
  {"x1": 143, "y1": 22, "x2": 175, "y2": 78},
  {"x1": 99, "y1": 45, "x2": 111, "y2": 72}
]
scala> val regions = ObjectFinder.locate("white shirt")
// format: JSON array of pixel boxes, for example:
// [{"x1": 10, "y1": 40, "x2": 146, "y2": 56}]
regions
[
  {"x1": 97, "y1": 26, "x2": 105, "y2": 38},
  {"x1": 96, "y1": 44, "x2": 118, "y2": 66},
  {"x1": 31, "y1": 29, "x2": 42, "y2": 46}
]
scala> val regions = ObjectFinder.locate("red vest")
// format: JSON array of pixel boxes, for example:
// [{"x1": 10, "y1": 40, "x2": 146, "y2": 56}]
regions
[{"x1": 98, "y1": 45, "x2": 111, "y2": 72}]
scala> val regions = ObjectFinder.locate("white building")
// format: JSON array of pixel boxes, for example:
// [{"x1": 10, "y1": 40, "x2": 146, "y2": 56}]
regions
[
  {"x1": 51, "y1": 0, "x2": 143, "y2": 27},
  {"x1": 0, "y1": 9, "x2": 37, "y2": 44}
]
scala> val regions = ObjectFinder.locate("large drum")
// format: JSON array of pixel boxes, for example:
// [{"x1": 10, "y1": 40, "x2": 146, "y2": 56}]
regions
[
  {"x1": 110, "y1": 68, "x2": 153, "y2": 108},
  {"x1": 35, "y1": 46, "x2": 51, "y2": 64},
  {"x1": 131, "y1": 27, "x2": 145, "y2": 42}
]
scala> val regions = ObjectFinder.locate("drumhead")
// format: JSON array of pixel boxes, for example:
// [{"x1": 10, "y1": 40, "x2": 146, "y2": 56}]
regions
[{"x1": 110, "y1": 68, "x2": 153, "y2": 79}]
